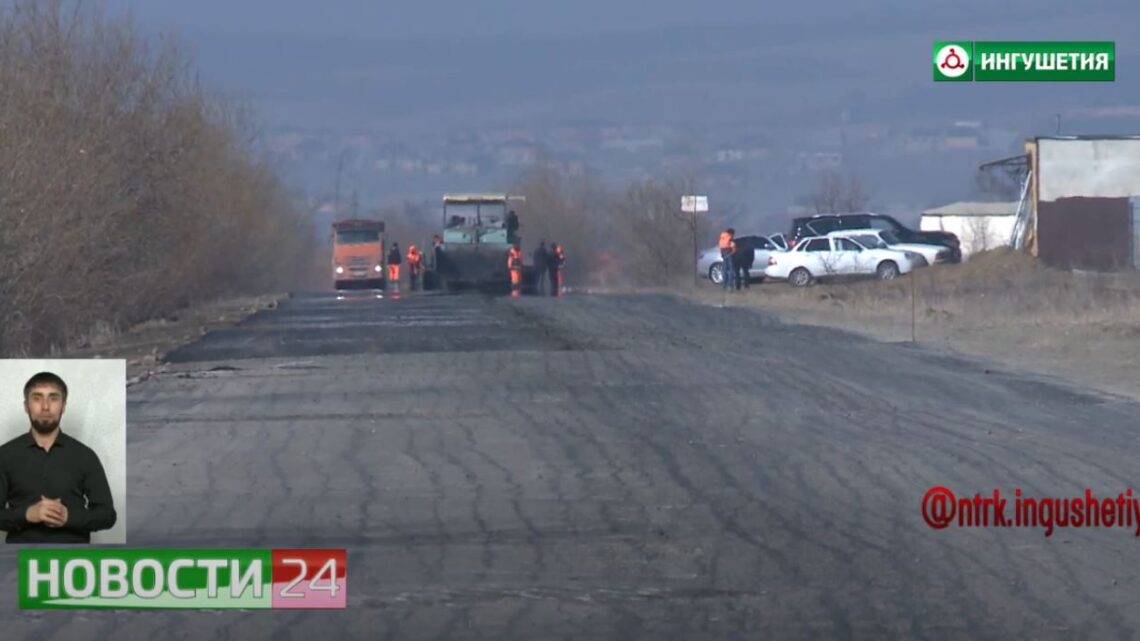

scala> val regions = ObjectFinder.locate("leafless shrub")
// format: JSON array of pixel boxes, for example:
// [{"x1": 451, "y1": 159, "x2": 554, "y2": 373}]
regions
[
  {"x1": 510, "y1": 156, "x2": 616, "y2": 287},
  {"x1": 377, "y1": 199, "x2": 443, "y2": 255},
  {"x1": 0, "y1": 0, "x2": 312, "y2": 354},
  {"x1": 507, "y1": 158, "x2": 716, "y2": 289},
  {"x1": 799, "y1": 170, "x2": 871, "y2": 214},
  {"x1": 974, "y1": 169, "x2": 1021, "y2": 201},
  {"x1": 614, "y1": 174, "x2": 713, "y2": 288},
  {"x1": 965, "y1": 215, "x2": 994, "y2": 255}
]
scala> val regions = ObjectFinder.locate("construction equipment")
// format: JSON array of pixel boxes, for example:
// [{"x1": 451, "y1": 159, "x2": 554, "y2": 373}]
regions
[
  {"x1": 331, "y1": 219, "x2": 386, "y2": 290},
  {"x1": 423, "y1": 193, "x2": 537, "y2": 294}
]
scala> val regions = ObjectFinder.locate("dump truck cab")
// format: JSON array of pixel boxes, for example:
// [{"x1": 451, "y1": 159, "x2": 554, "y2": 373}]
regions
[
  {"x1": 425, "y1": 193, "x2": 533, "y2": 293},
  {"x1": 331, "y1": 219, "x2": 386, "y2": 290}
]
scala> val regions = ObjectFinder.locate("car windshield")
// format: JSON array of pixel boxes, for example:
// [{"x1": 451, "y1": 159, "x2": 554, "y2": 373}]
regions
[
  {"x1": 335, "y1": 230, "x2": 380, "y2": 244},
  {"x1": 853, "y1": 234, "x2": 887, "y2": 249},
  {"x1": 879, "y1": 230, "x2": 902, "y2": 245},
  {"x1": 843, "y1": 231, "x2": 884, "y2": 247},
  {"x1": 445, "y1": 202, "x2": 507, "y2": 227}
]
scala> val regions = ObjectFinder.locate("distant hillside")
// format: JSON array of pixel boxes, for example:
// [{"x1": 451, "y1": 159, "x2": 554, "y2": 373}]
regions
[{"x1": 173, "y1": 2, "x2": 1140, "y2": 214}]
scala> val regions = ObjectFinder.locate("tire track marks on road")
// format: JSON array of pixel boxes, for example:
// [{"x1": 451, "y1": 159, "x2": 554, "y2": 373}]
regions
[{"x1": 461, "y1": 417, "x2": 546, "y2": 584}]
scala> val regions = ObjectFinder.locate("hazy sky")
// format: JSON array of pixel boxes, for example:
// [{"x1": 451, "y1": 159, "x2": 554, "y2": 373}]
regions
[
  {"x1": 107, "y1": 0, "x2": 895, "y2": 39},
  {"x1": 110, "y1": 0, "x2": 1140, "y2": 40}
]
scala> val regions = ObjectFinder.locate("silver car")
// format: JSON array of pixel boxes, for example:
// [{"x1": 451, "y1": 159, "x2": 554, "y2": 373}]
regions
[{"x1": 697, "y1": 234, "x2": 787, "y2": 285}]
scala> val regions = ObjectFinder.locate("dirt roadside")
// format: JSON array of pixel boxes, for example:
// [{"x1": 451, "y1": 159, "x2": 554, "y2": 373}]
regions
[
  {"x1": 675, "y1": 250, "x2": 1140, "y2": 402},
  {"x1": 61, "y1": 293, "x2": 290, "y2": 385}
]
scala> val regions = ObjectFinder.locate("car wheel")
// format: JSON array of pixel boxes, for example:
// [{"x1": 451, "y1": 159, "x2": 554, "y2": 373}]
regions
[
  {"x1": 709, "y1": 262, "x2": 724, "y2": 284},
  {"x1": 877, "y1": 260, "x2": 899, "y2": 280},
  {"x1": 789, "y1": 267, "x2": 812, "y2": 287}
]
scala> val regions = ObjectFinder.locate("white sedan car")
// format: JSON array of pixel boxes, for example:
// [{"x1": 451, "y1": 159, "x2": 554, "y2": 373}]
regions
[
  {"x1": 696, "y1": 234, "x2": 786, "y2": 285},
  {"x1": 827, "y1": 228, "x2": 951, "y2": 267},
  {"x1": 764, "y1": 235, "x2": 919, "y2": 287}
]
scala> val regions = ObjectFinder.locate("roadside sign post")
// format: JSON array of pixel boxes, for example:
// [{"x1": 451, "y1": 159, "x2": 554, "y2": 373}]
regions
[
  {"x1": 682, "y1": 195, "x2": 709, "y2": 288},
  {"x1": 911, "y1": 270, "x2": 917, "y2": 342}
]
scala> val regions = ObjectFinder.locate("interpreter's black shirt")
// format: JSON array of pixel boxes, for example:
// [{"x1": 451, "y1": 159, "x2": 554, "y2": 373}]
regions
[{"x1": 0, "y1": 431, "x2": 117, "y2": 543}]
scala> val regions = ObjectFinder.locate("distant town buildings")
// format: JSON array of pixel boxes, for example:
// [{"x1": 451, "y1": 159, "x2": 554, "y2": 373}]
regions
[{"x1": 259, "y1": 117, "x2": 1054, "y2": 216}]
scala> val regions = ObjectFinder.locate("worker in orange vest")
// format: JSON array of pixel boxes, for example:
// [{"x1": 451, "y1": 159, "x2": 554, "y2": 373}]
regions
[
  {"x1": 549, "y1": 242, "x2": 565, "y2": 296},
  {"x1": 507, "y1": 243, "x2": 523, "y2": 297},
  {"x1": 406, "y1": 244, "x2": 423, "y2": 290},
  {"x1": 718, "y1": 228, "x2": 736, "y2": 291},
  {"x1": 387, "y1": 242, "x2": 402, "y2": 287}
]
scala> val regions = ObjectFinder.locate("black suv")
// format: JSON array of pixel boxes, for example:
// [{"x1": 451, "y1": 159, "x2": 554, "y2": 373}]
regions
[{"x1": 789, "y1": 213, "x2": 961, "y2": 262}]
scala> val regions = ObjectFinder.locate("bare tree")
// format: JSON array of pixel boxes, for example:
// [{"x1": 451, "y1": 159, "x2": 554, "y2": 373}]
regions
[
  {"x1": 966, "y1": 215, "x2": 994, "y2": 255},
  {"x1": 510, "y1": 155, "x2": 614, "y2": 288},
  {"x1": 974, "y1": 169, "x2": 1021, "y2": 201},
  {"x1": 800, "y1": 170, "x2": 871, "y2": 214},
  {"x1": 0, "y1": 0, "x2": 313, "y2": 354},
  {"x1": 613, "y1": 175, "x2": 712, "y2": 288}
]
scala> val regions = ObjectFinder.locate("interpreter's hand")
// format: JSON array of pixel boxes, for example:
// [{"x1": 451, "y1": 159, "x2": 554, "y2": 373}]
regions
[{"x1": 26, "y1": 496, "x2": 68, "y2": 527}]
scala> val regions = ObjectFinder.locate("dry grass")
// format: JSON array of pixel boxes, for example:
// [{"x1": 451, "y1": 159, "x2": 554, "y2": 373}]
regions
[
  {"x1": 64, "y1": 293, "x2": 287, "y2": 381},
  {"x1": 0, "y1": 0, "x2": 313, "y2": 356},
  {"x1": 782, "y1": 249, "x2": 1139, "y2": 326}
]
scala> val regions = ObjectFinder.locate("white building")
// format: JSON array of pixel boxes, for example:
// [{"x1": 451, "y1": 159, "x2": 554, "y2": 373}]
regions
[{"x1": 920, "y1": 201, "x2": 1018, "y2": 259}]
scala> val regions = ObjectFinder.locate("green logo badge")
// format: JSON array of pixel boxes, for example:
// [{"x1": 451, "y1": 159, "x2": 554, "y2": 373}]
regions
[{"x1": 934, "y1": 41, "x2": 974, "y2": 81}]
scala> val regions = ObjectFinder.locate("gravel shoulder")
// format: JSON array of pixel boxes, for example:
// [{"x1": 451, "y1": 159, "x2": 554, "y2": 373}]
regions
[{"x1": 676, "y1": 249, "x2": 1140, "y2": 402}]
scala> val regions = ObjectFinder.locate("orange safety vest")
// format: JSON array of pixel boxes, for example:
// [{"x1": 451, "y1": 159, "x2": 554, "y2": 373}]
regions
[
  {"x1": 507, "y1": 247, "x2": 522, "y2": 270},
  {"x1": 718, "y1": 231, "x2": 736, "y2": 254},
  {"x1": 406, "y1": 246, "x2": 421, "y2": 265}
]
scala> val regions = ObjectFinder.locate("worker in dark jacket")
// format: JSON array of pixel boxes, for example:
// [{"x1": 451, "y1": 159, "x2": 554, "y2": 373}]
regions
[
  {"x1": 732, "y1": 236, "x2": 754, "y2": 290},
  {"x1": 532, "y1": 240, "x2": 548, "y2": 295},
  {"x1": 432, "y1": 234, "x2": 446, "y2": 274},
  {"x1": 506, "y1": 210, "x2": 520, "y2": 244}
]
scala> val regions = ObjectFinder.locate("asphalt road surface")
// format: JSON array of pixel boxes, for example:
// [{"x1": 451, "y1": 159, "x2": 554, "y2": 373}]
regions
[{"x1": 5, "y1": 289, "x2": 1140, "y2": 640}]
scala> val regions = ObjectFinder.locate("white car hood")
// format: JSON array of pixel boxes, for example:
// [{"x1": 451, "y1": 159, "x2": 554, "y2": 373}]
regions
[{"x1": 890, "y1": 243, "x2": 942, "y2": 254}]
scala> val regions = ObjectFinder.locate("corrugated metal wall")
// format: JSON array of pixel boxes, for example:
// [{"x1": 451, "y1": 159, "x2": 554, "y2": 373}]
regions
[{"x1": 1037, "y1": 196, "x2": 1133, "y2": 271}]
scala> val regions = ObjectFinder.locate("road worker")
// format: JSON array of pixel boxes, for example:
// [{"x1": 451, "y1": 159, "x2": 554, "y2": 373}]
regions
[
  {"x1": 506, "y1": 210, "x2": 520, "y2": 244},
  {"x1": 387, "y1": 242, "x2": 402, "y2": 287},
  {"x1": 532, "y1": 240, "x2": 549, "y2": 295},
  {"x1": 549, "y1": 242, "x2": 565, "y2": 296},
  {"x1": 406, "y1": 244, "x2": 422, "y2": 291},
  {"x1": 733, "y1": 237, "x2": 753, "y2": 291},
  {"x1": 507, "y1": 243, "x2": 523, "y2": 297},
  {"x1": 431, "y1": 233, "x2": 450, "y2": 276},
  {"x1": 718, "y1": 228, "x2": 736, "y2": 291}
]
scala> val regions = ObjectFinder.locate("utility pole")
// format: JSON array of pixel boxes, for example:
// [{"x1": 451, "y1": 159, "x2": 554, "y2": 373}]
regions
[
  {"x1": 911, "y1": 271, "x2": 917, "y2": 343},
  {"x1": 687, "y1": 170, "x2": 699, "y2": 288},
  {"x1": 333, "y1": 150, "x2": 347, "y2": 216}
]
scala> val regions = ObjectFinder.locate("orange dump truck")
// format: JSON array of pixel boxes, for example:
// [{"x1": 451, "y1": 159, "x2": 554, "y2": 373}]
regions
[{"x1": 331, "y1": 219, "x2": 386, "y2": 289}]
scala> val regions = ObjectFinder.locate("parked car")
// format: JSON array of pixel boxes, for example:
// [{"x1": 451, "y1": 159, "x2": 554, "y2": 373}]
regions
[
  {"x1": 764, "y1": 235, "x2": 918, "y2": 287},
  {"x1": 697, "y1": 234, "x2": 785, "y2": 285},
  {"x1": 826, "y1": 228, "x2": 951, "y2": 267},
  {"x1": 789, "y1": 213, "x2": 961, "y2": 262}
]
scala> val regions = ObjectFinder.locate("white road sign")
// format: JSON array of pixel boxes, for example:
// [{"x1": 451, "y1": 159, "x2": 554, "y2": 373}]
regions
[{"x1": 681, "y1": 195, "x2": 708, "y2": 213}]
